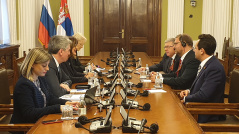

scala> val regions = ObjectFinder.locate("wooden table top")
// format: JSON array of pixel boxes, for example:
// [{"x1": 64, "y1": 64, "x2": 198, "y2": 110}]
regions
[{"x1": 27, "y1": 52, "x2": 204, "y2": 134}]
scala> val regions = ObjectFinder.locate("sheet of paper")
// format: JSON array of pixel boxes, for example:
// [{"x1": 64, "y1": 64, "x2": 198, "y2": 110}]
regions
[
  {"x1": 60, "y1": 94, "x2": 85, "y2": 101},
  {"x1": 141, "y1": 79, "x2": 151, "y2": 82},
  {"x1": 70, "y1": 89, "x2": 87, "y2": 94},
  {"x1": 148, "y1": 89, "x2": 166, "y2": 93}
]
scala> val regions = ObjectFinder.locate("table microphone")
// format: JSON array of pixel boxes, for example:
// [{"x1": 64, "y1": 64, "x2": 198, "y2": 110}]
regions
[
  {"x1": 138, "y1": 118, "x2": 147, "y2": 134},
  {"x1": 123, "y1": 90, "x2": 139, "y2": 126}
]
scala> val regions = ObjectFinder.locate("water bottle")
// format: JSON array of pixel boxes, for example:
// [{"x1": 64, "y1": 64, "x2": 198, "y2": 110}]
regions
[
  {"x1": 87, "y1": 63, "x2": 92, "y2": 72},
  {"x1": 94, "y1": 78, "x2": 101, "y2": 96},
  {"x1": 137, "y1": 58, "x2": 142, "y2": 68},
  {"x1": 78, "y1": 96, "x2": 86, "y2": 116},
  {"x1": 145, "y1": 64, "x2": 149, "y2": 76},
  {"x1": 155, "y1": 72, "x2": 162, "y2": 88}
]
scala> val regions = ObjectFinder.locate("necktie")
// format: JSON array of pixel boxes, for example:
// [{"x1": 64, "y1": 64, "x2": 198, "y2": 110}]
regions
[
  {"x1": 169, "y1": 58, "x2": 174, "y2": 71},
  {"x1": 197, "y1": 65, "x2": 202, "y2": 76},
  {"x1": 176, "y1": 59, "x2": 182, "y2": 77},
  {"x1": 58, "y1": 66, "x2": 60, "y2": 72}
]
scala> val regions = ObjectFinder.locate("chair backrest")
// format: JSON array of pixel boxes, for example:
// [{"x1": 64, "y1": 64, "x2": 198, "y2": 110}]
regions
[
  {"x1": 13, "y1": 51, "x2": 26, "y2": 87},
  {"x1": 228, "y1": 69, "x2": 239, "y2": 103},
  {"x1": 222, "y1": 37, "x2": 230, "y2": 59},
  {"x1": 0, "y1": 57, "x2": 11, "y2": 104}
]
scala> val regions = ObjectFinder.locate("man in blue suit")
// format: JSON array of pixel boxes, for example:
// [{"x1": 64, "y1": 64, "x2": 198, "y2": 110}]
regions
[{"x1": 180, "y1": 34, "x2": 226, "y2": 123}]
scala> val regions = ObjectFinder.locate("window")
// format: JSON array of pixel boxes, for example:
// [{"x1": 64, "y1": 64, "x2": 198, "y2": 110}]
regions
[{"x1": 0, "y1": 0, "x2": 10, "y2": 44}]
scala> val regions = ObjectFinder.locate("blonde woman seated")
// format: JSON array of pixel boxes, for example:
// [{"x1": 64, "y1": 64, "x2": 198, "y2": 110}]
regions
[
  {"x1": 10, "y1": 48, "x2": 78, "y2": 125},
  {"x1": 69, "y1": 32, "x2": 96, "y2": 73}
]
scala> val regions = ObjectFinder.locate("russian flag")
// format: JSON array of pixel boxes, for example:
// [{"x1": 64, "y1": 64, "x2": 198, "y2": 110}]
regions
[
  {"x1": 38, "y1": 0, "x2": 56, "y2": 48},
  {"x1": 56, "y1": 0, "x2": 74, "y2": 36}
]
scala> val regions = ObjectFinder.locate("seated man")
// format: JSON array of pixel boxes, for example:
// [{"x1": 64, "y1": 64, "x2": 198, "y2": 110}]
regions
[
  {"x1": 180, "y1": 34, "x2": 226, "y2": 123},
  {"x1": 152, "y1": 34, "x2": 200, "y2": 89},
  {"x1": 139, "y1": 38, "x2": 180, "y2": 73},
  {"x1": 45, "y1": 35, "x2": 72, "y2": 97}
]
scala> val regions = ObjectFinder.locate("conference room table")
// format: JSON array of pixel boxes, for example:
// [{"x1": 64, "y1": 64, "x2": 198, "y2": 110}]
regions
[{"x1": 27, "y1": 52, "x2": 204, "y2": 134}]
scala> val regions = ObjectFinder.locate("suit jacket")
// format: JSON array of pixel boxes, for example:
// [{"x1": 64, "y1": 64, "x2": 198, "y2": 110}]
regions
[
  {"x1": 60, "y1": 58, "x2": 88, "y2": 84},
  {"x1": 10, "y1": 76, "x2": 67, "y2": 124},
  {"x1": 45, "y1": 56, "x2": 72, "y2": 97},
  {"x1": 70, "y1": 57, "x2": 86, "y2": 73},
  {"x1": 185, "y1": 56, "x2": 226, "y2": 123},
  {"x1": 149, "y1": 53, "x2": 180, "y2": 73},
  {"x1": 163, "y1": 50, "x2": 200, "y2": 89}
]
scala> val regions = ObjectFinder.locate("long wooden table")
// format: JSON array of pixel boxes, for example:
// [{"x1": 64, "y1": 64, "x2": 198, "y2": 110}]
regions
[{"x1": 27, "y1": 52, "x2": 204, "y2": 134}]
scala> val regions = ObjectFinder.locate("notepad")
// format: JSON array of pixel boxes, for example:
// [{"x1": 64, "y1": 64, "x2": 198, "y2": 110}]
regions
[
  {"x1": 148, "y1": 89, "x2": 167, "y2": 93},
  {"x1": 60, "y1": 94, "x2": 85, "y2": 101},
  {"x1": 70, "y1": 89, "x2": 87, "y2": 94}
]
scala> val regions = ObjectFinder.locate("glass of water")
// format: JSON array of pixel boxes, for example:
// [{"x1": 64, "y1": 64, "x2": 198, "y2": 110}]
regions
[{"x1": 61, "y1": 105, "x2": 73, "y2": 120}]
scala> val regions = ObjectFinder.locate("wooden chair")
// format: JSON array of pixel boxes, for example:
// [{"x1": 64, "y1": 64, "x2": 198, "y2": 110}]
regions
[
  {"x1": 0, "y1": 57, "x2": 33, "y2": 133},
  {"x1": 149, "y1": 56, "x2": 162, "y2": 65},
  {"x1": 13, "y1": 51, "x2": 26, "y2": 88},
  {"x1": 186, "y1": 69, "x2": 239, "y2": 132},
  {"x1": 78, "y1": 56, "x2": 94, "y2": 65}
]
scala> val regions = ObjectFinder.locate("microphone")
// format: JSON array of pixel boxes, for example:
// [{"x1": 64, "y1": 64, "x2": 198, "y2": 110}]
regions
[
  {"x1": 93, "y1": 69, "x2": 103, "y2": 77},
  {"x1": 123, "y1": 90, "x2": 139, "y2": 126},
  {"x1": 138, "y1": 118, "x2": 147, "y2": 134}
]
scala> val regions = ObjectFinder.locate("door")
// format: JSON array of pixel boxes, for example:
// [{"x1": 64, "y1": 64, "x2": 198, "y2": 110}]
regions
[{"x1": 90, "y1": 0, "x2": 161, "y2": 56}]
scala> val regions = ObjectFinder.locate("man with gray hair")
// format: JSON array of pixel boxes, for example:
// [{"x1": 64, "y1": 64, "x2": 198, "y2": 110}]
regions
[
  {"x1": 45, "y1": 35, "x2": 72, "y2": 97},
  {"x1": 139, "y1": 38, "x2": 180, "y2": 73}
]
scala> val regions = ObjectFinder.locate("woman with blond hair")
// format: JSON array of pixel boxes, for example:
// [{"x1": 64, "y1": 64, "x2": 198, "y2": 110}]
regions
[
  {"x1": 69, "y1": 32, "x2": 95, "y2": 72},
  {"x1": 10, "y1": 48, "x2": 78, "y2": 125}
]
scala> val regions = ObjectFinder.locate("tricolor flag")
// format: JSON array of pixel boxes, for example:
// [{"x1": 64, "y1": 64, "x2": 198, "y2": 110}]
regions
[
  {"x1": 56, "y1": 0, "x2": 74, "y2": 36},
  {"x1": 38, "y1": 0, "x2": 56, "y2": 48}
]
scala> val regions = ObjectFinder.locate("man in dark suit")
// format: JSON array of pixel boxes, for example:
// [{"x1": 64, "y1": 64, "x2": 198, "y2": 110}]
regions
[
  {"x1": 180, "y1": 34, "x2": 226, "y2": 123},
  {"x1": 139, "y1": 38, "x2": 180, "y2": 73},
  {"x1": 45, "y1": 35, "x2": 72, "y2": 97},
  {"x1": 157, "y1": 34, "x2": 200, "y2": 89}
]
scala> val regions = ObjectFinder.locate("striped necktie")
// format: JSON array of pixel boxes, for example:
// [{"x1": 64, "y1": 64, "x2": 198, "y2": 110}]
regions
[
  {"x1": 169, "y1": 58, "x2": 174, "y2": 71},
  {"x1": 176, "y1": 59, "x2": 182, "y2": 77},
  {"x1": 197, "y1": 65, "x2": 202, "y2": 76}
]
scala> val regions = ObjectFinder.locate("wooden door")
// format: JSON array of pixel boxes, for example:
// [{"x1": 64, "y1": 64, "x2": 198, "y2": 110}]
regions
[{"x1": 90, "y1": 0, "x2": 161, "y2": 56}]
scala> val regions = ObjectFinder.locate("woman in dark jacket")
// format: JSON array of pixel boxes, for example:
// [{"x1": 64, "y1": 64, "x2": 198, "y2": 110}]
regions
[
  {"x1": 60, "y1": 36, "x2": 94, "y2": 84},
  {"x1": 10, "y1": 48, "x2": 78, "y2": 126},
  {"x1": 70, "y1": 32, "x2": 87, "y2": 73}
]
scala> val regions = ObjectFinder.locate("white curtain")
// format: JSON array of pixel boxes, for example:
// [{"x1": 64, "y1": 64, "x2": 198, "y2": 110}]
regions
[
  {"x1": 7, "y1": 0, "x2": 18, "y2": 44},
  {"x1": 18, "y1": 0, "x2": 38, "y2": 57},
  {"x1": 167, "y1": 0, "x2": 184, "y2": 38},
  {"x1": 68, "y1": 0, "x2": 85, "y2": 56},
  {"x1": 0, "y1": 0, "x2": 10, "y2": 44},
  {"x1": 232, "y1": 0, "x2": 239, "y2": 47},
  {"x1": 202, "y1": 0, "x2": 231, "y2": 59}
]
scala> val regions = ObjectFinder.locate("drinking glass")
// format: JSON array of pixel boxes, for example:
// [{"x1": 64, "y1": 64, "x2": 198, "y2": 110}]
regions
[{"x1": 61, "y1": 105, "x2": 73, "y2": 120}]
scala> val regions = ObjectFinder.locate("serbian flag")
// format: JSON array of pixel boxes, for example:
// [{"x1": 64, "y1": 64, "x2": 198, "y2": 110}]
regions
[
  {"x1": 56, "y1": 0, "x2": 74, "y2": 36},
  {"x1": 38, "y1": 0, "x2": 56, "y2": 48}
]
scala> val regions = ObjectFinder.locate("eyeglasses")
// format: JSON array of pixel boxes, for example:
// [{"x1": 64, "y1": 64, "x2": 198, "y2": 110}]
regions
[
  {"x1": 164, "y1": 46, "x2": 174, "y2": 49},
  {"x1": 174, "y1": 42, "x2": 180, "y2": 45}
]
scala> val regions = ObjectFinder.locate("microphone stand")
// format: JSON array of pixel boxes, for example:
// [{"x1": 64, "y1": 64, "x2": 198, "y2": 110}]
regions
[{"x1": 121, "y1": 91, "x2": 142, "y2": 133}]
